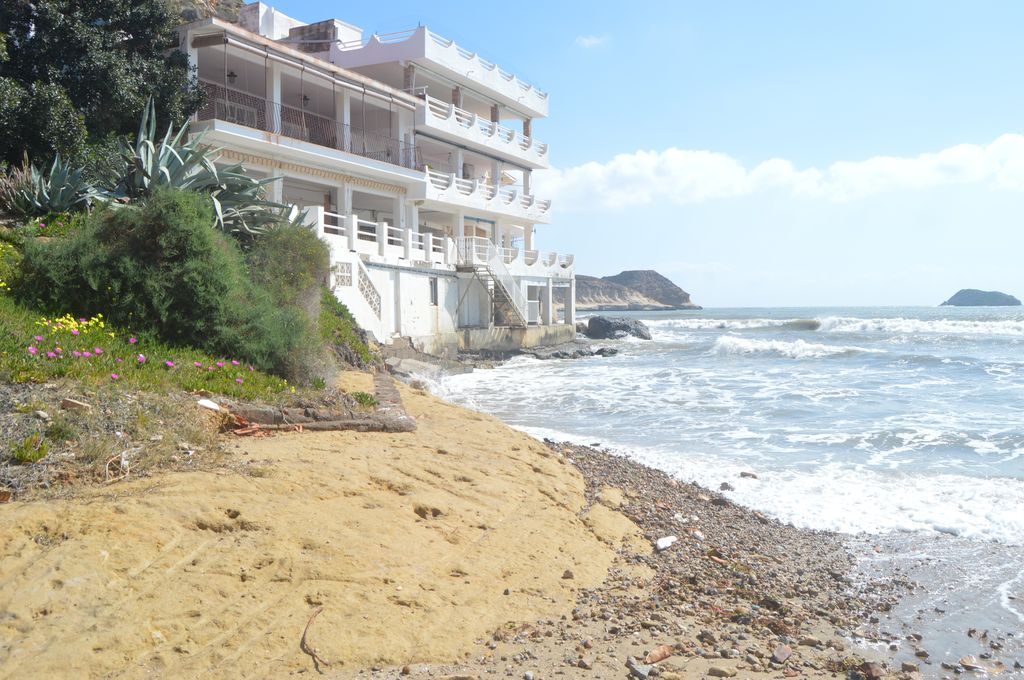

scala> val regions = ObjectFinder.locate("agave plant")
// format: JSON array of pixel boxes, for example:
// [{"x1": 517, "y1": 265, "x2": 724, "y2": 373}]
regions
[
  {"x1": 103, "y1": 100, "x2": 304, "y2": 236},
  {"x1": 0, "y1": 155, "x2": 98, "y2": 217}
]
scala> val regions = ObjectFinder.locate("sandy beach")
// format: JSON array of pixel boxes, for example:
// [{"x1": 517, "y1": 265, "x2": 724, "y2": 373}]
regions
[{"x1": 0, "y1": 373, "x2": 906, "y2": 678}]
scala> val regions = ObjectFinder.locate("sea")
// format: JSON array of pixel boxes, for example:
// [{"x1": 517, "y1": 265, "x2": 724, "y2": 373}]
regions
[{"x1": 438, "y1": 306, "x2": 1024, "y2": 674}]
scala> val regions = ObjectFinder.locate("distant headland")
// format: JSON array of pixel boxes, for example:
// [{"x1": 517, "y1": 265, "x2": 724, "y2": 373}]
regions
[
  {"x1": 940, "y1": 289, "x2": 1022, "y2": 307},
  {"x1": 576, "y1": 270, "x2": 701, "y2": 311}
]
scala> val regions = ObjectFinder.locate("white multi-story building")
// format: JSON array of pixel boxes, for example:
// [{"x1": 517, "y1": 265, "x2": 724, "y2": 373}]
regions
[{"x1": 178, "y1": 3, "x2": 575, "y2": 355}]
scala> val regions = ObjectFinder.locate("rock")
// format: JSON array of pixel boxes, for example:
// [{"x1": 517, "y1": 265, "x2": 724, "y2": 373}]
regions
[
  {"x1": 32, "y1": 410, "x2": 51, "y2": 421},
  {"x1": 740, "y1": 471, "x2": 758, "y2": 479},
  {"x1": 577, "y1": 658, "x2": 592, "y2": 669},
  {"x1": 745, "y1": 654, "x2": 759, "y2": 665},
  {"x1": 60, "y1": 398, "x2": 91, "y2": 411},
  {"x1": 708, "y1": 666, "x2": 737, "y2": 678},
  {"x1": 914, "y1": 648, "x2": 929, "y2": 658},
  {"x1": 771, "y1": 644, "x2": 792, "y2": 664},
  {"x1": 562, "y1": 569, "x2": 575, "y2": 580},
  {"x1": 594, "y1": 347, "x2": 619, "y2": 357},
  {"x1": 521, "y1": 341, "x2": 595, "y2": 360},
  {"x1": 858, "y1": 661, "x2": 885, "y2": 678},
  {"x1": 941, "y1": 289, "x2": 1021, "y2": 306},
  {"x1": 523, "y1": 673, "x2": 534, "y2": 680},
  {"x1": 575, "y1": 271, "x2": 700, "y2": 311},
  {"x1": 901, "y1": 662, "x2": 919, "y2": 672},
  {"x1": 575, "y1": 321, "x2": 589, "y2": 335},
  {"x1": 644, "y1": 644, "x2": 675, "y2": 664},
  {"x1": 586, "y1": 316, "x2": 652, "y2": 340},
  {"x1": 959, "y1": 656, "x2": 984, "y2": 671},
  {"x1": 719, "y1": 482, "x2": 735, "y2": 491},
  {"x1": 798, "y1": 635, "x2": 822, "y2": 647},
  {"x1": 626, "y1": 657, "x2": 653, "y2": 679},
  {"x1": 401, "y1": 666, "x2": 412, "y2": 675},
  {"x1": 386, "y1": 357, "x2": 443, "y2": 379},
  {"x1": 654, "y1": 536, "x2": 678, "y2": 551}
]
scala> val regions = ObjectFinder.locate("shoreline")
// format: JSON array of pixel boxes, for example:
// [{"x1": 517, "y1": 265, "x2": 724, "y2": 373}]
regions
[{"x1": 0, "y1": 373, "x2": 971, "y2": 679}]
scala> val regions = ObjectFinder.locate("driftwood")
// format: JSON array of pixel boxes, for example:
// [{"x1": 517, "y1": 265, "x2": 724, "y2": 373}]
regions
[{"x1": 299, "y1": 607, "x2": 331, "y2": 674}]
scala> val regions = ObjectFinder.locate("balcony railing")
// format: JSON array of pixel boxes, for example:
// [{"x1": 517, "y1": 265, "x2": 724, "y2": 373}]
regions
[
  {"x1": 197, "y1": 81, "x2": 420, "y2": 170},
  {"x1": 423, "y1": 95, "x2": 548, "y2": 161}
]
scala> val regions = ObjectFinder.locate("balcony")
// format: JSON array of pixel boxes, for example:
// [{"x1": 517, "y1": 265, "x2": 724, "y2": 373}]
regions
[
  {"x1": 329, "y1": 27, "x2": 549, "y2": 119},
  {"x1": 196, "y1": 81, "x2": 419, "y2": 170},
  {"x1": 417, "y1": 95, "x2": 549, "y2": 170},
  {"x1": 420, "y1": 170, "x2": 552, "y2": 223}
]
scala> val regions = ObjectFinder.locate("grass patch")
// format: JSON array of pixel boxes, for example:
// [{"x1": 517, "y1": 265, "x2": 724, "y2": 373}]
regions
[
  {"x1": 12, "y1": 432, "x2": 48, "y2": 464},
  {"x1": 320, "y1": 288, "x2": 373, "y2": 367},
  {"x1": 0, "y1": 294, "x2": 293, "y2": 399},
  {"x1": 351, "y1": 391, "x2": 378, "y2": 408}
]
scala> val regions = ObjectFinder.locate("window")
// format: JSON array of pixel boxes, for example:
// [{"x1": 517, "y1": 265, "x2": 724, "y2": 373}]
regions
[{"x1": 429, "y1": 277, "x2": 439, "y2": 306}]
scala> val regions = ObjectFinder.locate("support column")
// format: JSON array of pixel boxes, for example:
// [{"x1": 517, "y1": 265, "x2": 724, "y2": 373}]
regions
[
  {"x1": 340, "y1": 89, "x2": 352, "y2": 151},
  {"x1": 524, "y1": 225, "x2": 534, "y2": 250},
  {"x1": 403, "y1": 63, "x2": 416, "y2": 93},
  {"x1": 543, "y1": 277, "x2": 553, "y2": 325},
  {"x1": 266, "y1": 61, "x2": 281, "y2": 133},
  {"x1": 267, "y1": 174, "x2": 283, "y2": 203},
  {"x1": 455, "y1": 211, "x2": 465, "y2": 241},
  {"x1": 451, "y1": 86, "x2": 463, "y2": 109},
  {"x1": 395, "y1": 196, "x2": 406, "y2": 230},
  {"x1": 340, "y1": 183, "x2": 352, "y2": 215},
  {"x1": 523, "y1": 169, "x2": 532, "y2": 196},
  {"x1": 491, "y1": 159, "x2": 501, "y2": 187},
  {"x1": 523, "y1": 118, "x2": 532, "y2": 138},
  {"x1": 567, "y1": 277, "x2": 576, "y2": 325},
  {"x1": 453, "y1": 147, "x2": 464, "y2": 178},
  {"x1": 490, "y1": 103, "x2": 500, "y2": 124}
]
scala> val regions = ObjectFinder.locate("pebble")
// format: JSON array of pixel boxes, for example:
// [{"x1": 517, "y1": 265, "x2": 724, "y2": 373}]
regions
[
  {"x1": 31, "y1": 410, "x2": 50, "y2": 421},
  {"x1": 562, "y1": 569, "x2": 575, "y2": 580},
  {"x1": 771, "y1": 644, "x2": 792, "y2": 664},
  {"x1": 59, "y1": 398, "x2": 90, "y2": 411},
  {"x1": 707, "y1": 666, "x2": 737, "y2": 678}
]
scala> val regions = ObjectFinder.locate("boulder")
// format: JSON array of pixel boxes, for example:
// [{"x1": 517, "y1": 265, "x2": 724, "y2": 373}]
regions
[
  {"x1": 520, "y1": 342, "x2": 594, "y2": 360},
  {"x1": 586, "y1": 316, "x2": 652, "y2": 340},
  {"x1": 941, "y1": 289, "x2": 1021, "y2": 306}
]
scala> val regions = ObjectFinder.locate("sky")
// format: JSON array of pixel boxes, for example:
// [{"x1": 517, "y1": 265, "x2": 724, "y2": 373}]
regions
[{"x1": 275, "y1": 1, "x2": 1024, "y2": 307}]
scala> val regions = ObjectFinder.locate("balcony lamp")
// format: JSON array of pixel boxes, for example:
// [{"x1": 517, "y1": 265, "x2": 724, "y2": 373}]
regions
[
  {"x1": 227, "y1": 70, "x2": 238, "y2": 85},
  {"x1": 302, "y1": 95, "x2": 310, "y2": 107}
]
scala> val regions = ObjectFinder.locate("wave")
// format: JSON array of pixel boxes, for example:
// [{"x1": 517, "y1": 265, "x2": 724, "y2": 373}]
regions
[
  {"x1": 648, "y1": 318, "x2": 806, "y2": 331},
  {"x1": 819, "y1": 316, "x2": 1024, "y2": 336},
  {"x1": 712, "y1": 335, "x2": 882, "y2": 359}
]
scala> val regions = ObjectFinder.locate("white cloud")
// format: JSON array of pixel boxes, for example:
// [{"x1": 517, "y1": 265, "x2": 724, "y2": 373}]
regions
[
  {"x1": 537, "y1": 134, "x2": 1024, "y2": 210},
  {"x1": 574, "y1": 35, "x2": 607, "y2": 48}
]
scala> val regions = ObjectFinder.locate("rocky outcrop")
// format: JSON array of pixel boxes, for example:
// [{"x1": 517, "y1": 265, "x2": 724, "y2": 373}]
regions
[
  {"x1": 576, "y1": 270, "x2": 700, "y2": 311},
  {"x1": 585, "y1": 316, "x2": 652, "y2": 340},
  {"x1": 941, "y1": 289, "x2": 1022, "y2": 307}
]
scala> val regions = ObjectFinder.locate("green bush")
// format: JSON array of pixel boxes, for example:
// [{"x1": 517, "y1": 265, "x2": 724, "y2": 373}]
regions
[
  {"x1": 0, "y1": 239, "x2": 21, "y2": 293},
  {"x1": 247, "y1": 224, "x2": 329, "y2": 307},
  {"x1": 13, "y1": 190, "x2": 313, "y2": 378},
  {"x1": 12, "y1": 432, "x2": 48, "y2": 464},
  {"x1": 320, "y1": 288, "x2": 374, "y2": 367}
]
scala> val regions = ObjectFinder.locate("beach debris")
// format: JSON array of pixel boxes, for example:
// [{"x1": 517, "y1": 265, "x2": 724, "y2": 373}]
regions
[
  {"x1": 0, "y1": 489, "x2": 12, "y2": 503},
  {"x1": 654, "y1": 536, "x2": 677, "y2": 551},
  {"x1": 300, "y1": 606, "x2": 332, "y2": 674},
  {"x1": 799, "y1": 635, "x2": 822, "y2": 647},
  {"x1": 60, "y1": 397, "x2": 91, "y2": 411},
  {"x1": 857, "y1": 661, "x2": 886, "y2": 678},
  {"x1": 644, "y1": 644, "x2": 675, "y2": 664},
  {"x1": 959, "y1": 655, "x2": 985, "y2": 671},
  {"x1": 196, "y1": 398, "x2": 221, "y2": 412}
]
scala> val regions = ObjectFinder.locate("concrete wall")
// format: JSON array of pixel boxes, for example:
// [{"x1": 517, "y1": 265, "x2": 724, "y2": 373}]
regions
[{"x1": 459, "y1": 324, "x2": 574, "y2": 352}]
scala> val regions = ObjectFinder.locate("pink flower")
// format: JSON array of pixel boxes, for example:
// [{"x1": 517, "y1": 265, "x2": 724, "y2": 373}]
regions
[
  {"x1": 231, "y1": 360, "x2": 240, "y2": 366},
  {"x1": 27, "y1": 346, "x2": 38, "y2": 355},
  {"x1": 208, "y1": 366, "x2": 215, "y2": 372},
  {"x1": 164, "y1": 360, "x2": 175, "y2": 368},
  {"x1": 71, "y1": 329, "x2": 79, "y2": 336},
  {"x1": 94, "y1": 347, "x2": 103, "y2": 355},
  {"x1": 34, "y1": 335, "x2": 43, "y2": 342},
  {"x1": 82, "y1": 351, "x2": 92, "y2": 358},
  {"x1": 215, "y1": 361, "x2": 224, "y2": 367},
  {"x1": 54, "y1": 347, "x2": 62, "y2": 354},
  {"x1": 248, "y1": 366, "x2": 254, "y2": 372},
  {"x1": 46, "y1": 351, "x2": 56, "y2": 359},
  {"x1": 38, "y1": 223, "x2": 45, "y2": 229},
  {"x1": 128, "y1": 337, "x2": 137, "y2": 344},
  {"x1": 78, "y1": 318, "x2": 86, "y2": 323},
  {"x1": 115, "y1": 358, "x2": 123, "y2": 363},
  {"x1": 137, "y1": 354, "x2": 146, "y2": 364},
  {"x1": 194, "y1": 361, "x2": 202, "y2": 367},
  {"x1": 110, "y1": 373, "x2": 120, "y2": 380},
  {"x1": 235, "y1": 378, "x2": 244, "y2": 384},
  {"x1": 72, "y1": 351, "x2": 82, "y2": 357}
]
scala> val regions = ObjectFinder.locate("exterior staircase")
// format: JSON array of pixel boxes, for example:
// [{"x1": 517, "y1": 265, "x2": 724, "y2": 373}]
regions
[{"x1": 456, "y1": 237, "x2": 528, "y2": 327}]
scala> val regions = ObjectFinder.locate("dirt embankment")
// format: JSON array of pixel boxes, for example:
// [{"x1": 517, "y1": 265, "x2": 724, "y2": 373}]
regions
[{"x1": 0, "y1": 374, "x2": 636, "y2": 677}]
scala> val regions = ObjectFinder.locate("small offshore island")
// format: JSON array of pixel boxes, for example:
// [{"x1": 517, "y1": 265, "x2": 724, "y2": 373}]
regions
[{"x1": 941, "y1": 289, "x2": 1022, "y2": 306}]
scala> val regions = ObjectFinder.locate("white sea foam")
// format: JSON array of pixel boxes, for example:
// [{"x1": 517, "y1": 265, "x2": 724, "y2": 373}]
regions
[
  {"x1": 818, "y1": 316, "x2": 1024, "y2": 336},
  {"x1": 647, "y1": 318, "x2": 811, "y2": 331},
  {"x1": 711, "y1": 335, "x2": 881, "y2": 359},
  {"x1": 996, "y1": 567, "x2": 1024, "y2": 623}
]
